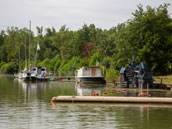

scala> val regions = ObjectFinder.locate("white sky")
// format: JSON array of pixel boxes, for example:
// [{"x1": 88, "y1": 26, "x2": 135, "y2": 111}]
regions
[{"x1": 0, "y1": 0, "x2": 172, "y2": 34}]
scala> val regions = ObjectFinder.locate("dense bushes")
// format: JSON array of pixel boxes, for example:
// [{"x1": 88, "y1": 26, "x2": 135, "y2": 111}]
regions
[
  {"x1": 0, "y1": 62, "x2": 18, "y2": 73},
  {"x1": 105, "y1": 69, "x2": 119, "y2": 82}
]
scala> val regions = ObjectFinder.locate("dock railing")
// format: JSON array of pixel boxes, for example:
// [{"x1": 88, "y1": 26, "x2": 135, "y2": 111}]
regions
[{"x1": 48, "y1": 71, "x2": 75, "y2": 80}]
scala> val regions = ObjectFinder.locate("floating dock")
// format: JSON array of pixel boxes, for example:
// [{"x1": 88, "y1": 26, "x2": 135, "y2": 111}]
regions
[{"x1": 51, "y1": 96, "x2": 172, "y2": 104}]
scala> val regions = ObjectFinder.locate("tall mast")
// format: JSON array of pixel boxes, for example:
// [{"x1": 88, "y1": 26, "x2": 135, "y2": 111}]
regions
[
  {"x1": 25, "y1": 36, "x2": 27, "y2": 71},
  {"x1": 29, "y1": 20, "x2": 31, "y2": 66},
  {"x1": 34, "y1": 44, "x2": 38, "y2": 66},
  {"x1": 19, "y1": 44, "x2": 21, "y2": 72}
]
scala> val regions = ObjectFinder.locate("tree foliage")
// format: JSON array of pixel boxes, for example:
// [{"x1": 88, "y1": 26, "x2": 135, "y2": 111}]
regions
[{"x1": 0, "y1": 4, "x2": 172, "y2": 76}]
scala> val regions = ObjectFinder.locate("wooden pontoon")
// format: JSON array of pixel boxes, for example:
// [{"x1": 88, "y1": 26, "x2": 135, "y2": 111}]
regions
[{"x1": 51, "y1": 96, "x2": 172, "y2": 104}]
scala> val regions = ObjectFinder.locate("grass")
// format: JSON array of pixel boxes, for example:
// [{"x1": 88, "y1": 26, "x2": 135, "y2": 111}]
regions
[{"x1": 153, "y1": 75, "x2": 172, "y2": 84}]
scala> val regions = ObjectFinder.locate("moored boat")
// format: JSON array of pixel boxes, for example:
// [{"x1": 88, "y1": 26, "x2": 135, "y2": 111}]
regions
[
  {"x1": 75, "y1": 66, "x2": 106, "y2": 84},
  {"x1": 32, "y1": 66, "x2": 50, "y2": 81},
  {"x1": 17, "y1": 67, "x2": 37, "y2": 81},
  {"x1": 22, "y1": 72, "x2": 37, "y2": 81}
]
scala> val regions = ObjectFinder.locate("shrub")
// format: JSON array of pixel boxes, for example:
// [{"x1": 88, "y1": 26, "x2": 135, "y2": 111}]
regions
[
  {"x1": 105, "y1": 69, "x2": 119, "y2": 82},
  {"x1": 0, "y1": 62, "x2": 18, "y2": 73},
  {"x1": 89, "y1": 53, "x2": 101, "y2": 66}
]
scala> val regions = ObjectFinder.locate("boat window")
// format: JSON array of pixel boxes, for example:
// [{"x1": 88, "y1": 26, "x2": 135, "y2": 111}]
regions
[
  {"x1": 83, "y1": 69, "x2": 90, "y2": 76},
  {"x1": 91, "y1": 68, "x2": 96, "y2": 76}
]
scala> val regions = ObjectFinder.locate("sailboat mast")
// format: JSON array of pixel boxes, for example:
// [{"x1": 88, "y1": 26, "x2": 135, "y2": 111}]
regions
[
  {"x1": 29, "y1": 20, "x2": 31, "y2": 66},
  {"x1": 25, "y1": 36, "x2": 27, "y2": 71},
  {"x1": 34, "y1": 46, "x2": 37, "y2": 66},
  {"x1": 19, "y1": 44, "x2": 21, "y2": 72}
]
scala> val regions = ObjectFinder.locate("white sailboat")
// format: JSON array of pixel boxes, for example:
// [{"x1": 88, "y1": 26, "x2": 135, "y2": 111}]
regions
[{"x1": 17, "y1": 21, "x2": 37, "y2": 81}]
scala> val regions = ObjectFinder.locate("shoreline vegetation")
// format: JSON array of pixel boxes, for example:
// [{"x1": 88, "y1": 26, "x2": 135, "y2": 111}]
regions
[{"x1": 0, "y1": 4, "x2": 172, "y2": 82}]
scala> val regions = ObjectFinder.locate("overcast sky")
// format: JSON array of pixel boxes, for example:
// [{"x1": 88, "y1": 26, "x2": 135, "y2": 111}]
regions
[{"x1": 0, "y1": 0, "x2": 172, "y2": 34}]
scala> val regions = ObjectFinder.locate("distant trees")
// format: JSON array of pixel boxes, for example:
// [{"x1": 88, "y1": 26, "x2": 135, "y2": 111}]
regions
[{"x1": 0, "y1": 4, "x2": 172, "y2": 77}]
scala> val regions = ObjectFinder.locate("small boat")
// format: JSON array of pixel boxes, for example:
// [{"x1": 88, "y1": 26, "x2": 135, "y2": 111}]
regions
[
  {"x1": 17, "y1": 67, "x2": 37, "y2": 81},
  {"x1": 75, "y1": 66, "x2": 106, "y2": 84},
  {"x1": 22, "y1": 71, "x2": 37, "y2": 81},
  {"x1": 32, "y1": 66, "x2": 50, "y2": 81}
]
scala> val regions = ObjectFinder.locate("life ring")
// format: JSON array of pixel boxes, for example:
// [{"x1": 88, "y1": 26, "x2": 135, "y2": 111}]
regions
[{"x1": 138, "y1": 93, "x2": 151, "y2": 97}]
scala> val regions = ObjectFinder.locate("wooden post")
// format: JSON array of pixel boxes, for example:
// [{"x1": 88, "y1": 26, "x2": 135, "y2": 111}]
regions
[{"x1": 160, "y1": 78, "x2": 163, "y2": 84}]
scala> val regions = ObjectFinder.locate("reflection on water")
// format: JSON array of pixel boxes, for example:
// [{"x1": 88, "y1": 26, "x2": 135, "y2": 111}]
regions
[
  {"x1": 76, "y1": 83, "x2": 105, "y2": 96},
  {"x1": 0, "y1": 77, "x2": 172, "y2": 129}
]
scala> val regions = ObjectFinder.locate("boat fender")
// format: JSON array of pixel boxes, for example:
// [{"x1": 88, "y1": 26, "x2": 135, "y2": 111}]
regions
[
  {"x1": 92, "y1": 92, "x2": 95, "y2": 96},
  {"x1": 104, "y1": 90, "x2": 107, "y2": 96},
  {"x1": 117, "y1": 89, "x2": 120, "y2": 93},
  {"x1": 96, "y1": 92, "x2": 99, "y2": 96},
  {"x1": 110, "y1": 91, "x2": 114, "y2": 94},
  {"x1": 123, "y1": 88, "x2": 127, "y2": 92}
]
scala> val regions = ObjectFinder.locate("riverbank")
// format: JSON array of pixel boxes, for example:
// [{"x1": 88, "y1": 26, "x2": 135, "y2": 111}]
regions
[
  {"x1": 0, "y1": 74, "x2": 14, "y2": 77},
  {"x1": 154, "y1": 75, "x2": 172, "y2": 84},
  {"x1": 106, "y1": 75, "x2": 172, "y2": 89}
]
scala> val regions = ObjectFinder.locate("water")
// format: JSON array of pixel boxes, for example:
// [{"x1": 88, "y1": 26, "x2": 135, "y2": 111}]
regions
[{"x1": 0, "y1": 76, "x2": 172, "y2": 129}]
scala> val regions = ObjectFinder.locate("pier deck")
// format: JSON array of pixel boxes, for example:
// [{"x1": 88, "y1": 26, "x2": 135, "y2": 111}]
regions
[{"x1": 51, "y1": 96, "x2": 172, "y2": 104}]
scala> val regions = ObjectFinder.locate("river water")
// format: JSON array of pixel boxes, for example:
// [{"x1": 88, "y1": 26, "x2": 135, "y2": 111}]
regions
[{"x1": 0, "y1": 76, "x2": 172, "y2": 129}]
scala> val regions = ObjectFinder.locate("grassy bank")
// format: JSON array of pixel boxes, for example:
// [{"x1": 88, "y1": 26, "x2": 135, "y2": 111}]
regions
[
  {"x1": 153, "y1": 75, "x2": 172, "y2": 84},
  {"x1": 110, "y1": 75, "x2": 172, "y2": 85}
]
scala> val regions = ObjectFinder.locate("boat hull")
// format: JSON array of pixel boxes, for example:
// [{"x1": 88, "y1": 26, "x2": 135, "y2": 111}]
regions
[
  {"x1": 76, "y1": 77, "x2": 106, "y2": 84},
  {"x1": 36, "y1": 76, "x2": 50, "y2": 81},
  {"x1": 23, "y1": 76, "x2": 37, "y2": 81}
]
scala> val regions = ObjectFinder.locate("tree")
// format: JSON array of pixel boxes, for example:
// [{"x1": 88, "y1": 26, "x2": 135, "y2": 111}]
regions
[{"x1": 129, "y1": 3, "x2": 172, "y2": 75}]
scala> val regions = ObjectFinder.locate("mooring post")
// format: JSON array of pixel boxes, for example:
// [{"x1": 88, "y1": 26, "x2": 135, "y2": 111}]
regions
[
  {"x1": 160, "y1": 78, "x2": 163, "y2": 84},
  {"x1": 147, "y1": 83, "x2": 149, "y2": 93}
]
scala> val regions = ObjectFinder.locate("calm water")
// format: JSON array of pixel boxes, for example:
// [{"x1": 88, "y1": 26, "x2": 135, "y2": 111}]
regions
[{"x1": 0, "y1": 76, "x2": 172, "y2": 129}]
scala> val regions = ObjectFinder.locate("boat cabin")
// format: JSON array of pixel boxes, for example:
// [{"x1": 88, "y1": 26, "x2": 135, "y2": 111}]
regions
[
  {"x1": 32, "y1": 67, "x2": 47, "y2": 76},
  {"x1": 120, "y1": 57, "x2": 153, "y2": 88},
  {"x1": 76, "y1": 66, "x2": 106, "y2": 84},
  {"x1": 77, "y1": 66, "x2": 103, "y2": 77}
]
